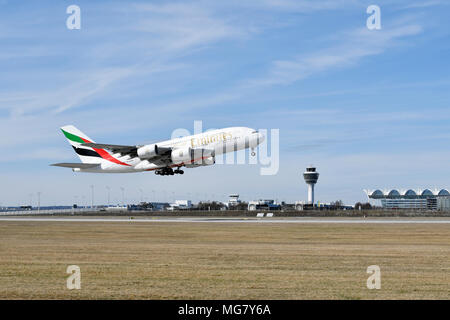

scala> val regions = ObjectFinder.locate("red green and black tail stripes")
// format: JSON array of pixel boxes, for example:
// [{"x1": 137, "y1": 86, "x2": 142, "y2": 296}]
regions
[
  {"x1": 62, "y1": 128, "x2": 130, "y2": 166},
  {"x1": 72, "y1": 146, "x2": 102, "y2": 158},
  {"x1": 62, "y1": 130, "x2": 86, "y2": 144}
]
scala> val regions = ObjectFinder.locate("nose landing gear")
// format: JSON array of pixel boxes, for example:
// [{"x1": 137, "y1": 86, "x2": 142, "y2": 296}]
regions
[{"x1": 251, "y1": 148, "x2": 256, "y2": 157}]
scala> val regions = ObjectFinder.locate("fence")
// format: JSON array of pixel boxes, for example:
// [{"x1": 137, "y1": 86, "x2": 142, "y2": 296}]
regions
[{"x1": 0, "y1": 208, "x2": 100, "y2": 216}]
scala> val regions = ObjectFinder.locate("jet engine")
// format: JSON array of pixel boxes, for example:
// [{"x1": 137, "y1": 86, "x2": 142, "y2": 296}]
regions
[
  {"x1": 137, "y1": 144, "x2": 160, "y2": 159},
  {"x1": 171, "y1": 147, "x2": 194, "y2": 165},
  {"x1": 171, "y1": 147, "x2": 215, "y2": 166},
  {"x1": 185, "y1": 156, "x2": 215, "y2": 168}
]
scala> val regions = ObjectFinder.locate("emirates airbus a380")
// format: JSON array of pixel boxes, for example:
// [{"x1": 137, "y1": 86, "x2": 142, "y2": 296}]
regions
[{"x1": 51, "y1": 125, "x2": 265, "y2": 175}]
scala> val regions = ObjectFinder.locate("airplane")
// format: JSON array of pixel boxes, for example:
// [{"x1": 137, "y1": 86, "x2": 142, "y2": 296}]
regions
[{"x1": 51, "y1": 125, "x2": 265, "y2": 175}]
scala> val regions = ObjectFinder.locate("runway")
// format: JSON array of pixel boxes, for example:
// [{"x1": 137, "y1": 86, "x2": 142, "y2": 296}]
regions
[{"x1": 0, "y1": 216, "x2": 449, "y2": 224}]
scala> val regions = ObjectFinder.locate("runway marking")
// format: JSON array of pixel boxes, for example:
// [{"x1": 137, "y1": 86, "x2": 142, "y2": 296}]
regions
[{"x1": 0, "y1": 217, "x2": 449, "y2": 224}]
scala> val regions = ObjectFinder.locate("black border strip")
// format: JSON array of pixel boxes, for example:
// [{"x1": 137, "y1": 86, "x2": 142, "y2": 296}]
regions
[{"x1": 72, "y1": 146, "x2": 102, "y2": 158}]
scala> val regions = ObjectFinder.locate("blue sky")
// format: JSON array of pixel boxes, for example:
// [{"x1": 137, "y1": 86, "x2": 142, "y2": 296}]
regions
[{"x1": 1, "y1": 0, "x2": 449, "y2": 206}]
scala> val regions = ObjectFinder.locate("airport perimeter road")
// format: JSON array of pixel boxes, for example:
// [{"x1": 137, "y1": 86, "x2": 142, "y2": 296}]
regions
[{"x1": 0, "y1": 216, "x2": 450, "y2": 224}]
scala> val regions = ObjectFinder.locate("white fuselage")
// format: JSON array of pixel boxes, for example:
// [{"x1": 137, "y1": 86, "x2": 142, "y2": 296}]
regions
[{"x1": 75, "y1": 127, "x2": 264, "y2": 173}]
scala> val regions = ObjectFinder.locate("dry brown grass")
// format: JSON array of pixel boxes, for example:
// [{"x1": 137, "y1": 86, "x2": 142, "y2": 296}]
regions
[{"x1": 0, "y1": 221, "x2": 448, "y2": 299}]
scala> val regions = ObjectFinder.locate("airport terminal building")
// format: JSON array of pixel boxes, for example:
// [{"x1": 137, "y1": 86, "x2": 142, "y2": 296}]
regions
[{"x1": 365, "y1": 188, "x2": 450, "y2": 210}]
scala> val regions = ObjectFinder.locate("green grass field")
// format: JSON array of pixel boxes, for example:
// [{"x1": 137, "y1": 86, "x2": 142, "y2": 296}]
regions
[{"x1": 0, "y1": 220, "x2": 448, "y2": 299}]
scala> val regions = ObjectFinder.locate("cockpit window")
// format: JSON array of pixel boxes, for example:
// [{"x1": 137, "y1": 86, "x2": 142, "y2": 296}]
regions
[{"x1": 252, "y1": 130, "x2": 258, "y2": 134}]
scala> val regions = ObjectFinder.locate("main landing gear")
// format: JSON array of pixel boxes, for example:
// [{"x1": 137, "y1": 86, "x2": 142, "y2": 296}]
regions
[
  {"x1": 155, "y1": 167, "x2": 184, "y2": 176},
  {"x1": 174, "y1": 168, "x2": 184, "y2": 174}
]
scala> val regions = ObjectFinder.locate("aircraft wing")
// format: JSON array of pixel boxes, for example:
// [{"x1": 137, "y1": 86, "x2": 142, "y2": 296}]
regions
[
  {"x1": 82, "y1": 143, "x2": 136, "y2": 152},
  {"x1": 81, "y1": 143, "x2": 139, "y2": 157},
  {"x1": 82, "y1": 142, "x2": 172, "y2": 158},
  {"x1": 50, "y1": 163, "x2": 101, "y2": 169}
]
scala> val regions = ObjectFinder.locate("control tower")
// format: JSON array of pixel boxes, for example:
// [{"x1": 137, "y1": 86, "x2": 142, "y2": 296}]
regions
[{"x1": 303, "y1": 166, "x2": 319, "y2": 205}]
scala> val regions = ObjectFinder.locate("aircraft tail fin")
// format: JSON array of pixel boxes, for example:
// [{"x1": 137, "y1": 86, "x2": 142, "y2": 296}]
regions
[{"x1": 60, "y1": 125, "x2": 103, "y2": 164}]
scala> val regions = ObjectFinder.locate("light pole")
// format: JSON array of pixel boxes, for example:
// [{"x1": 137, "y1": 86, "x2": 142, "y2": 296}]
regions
[
  {"x1": 90, "y1": 185, "x2": 94, "y2": 209},
  {"x1": 120, "y1": 187, "x2": 125, "y2": 206},
  {"x1": 106, "y1": 186, "x2": 110, "y2": 207},
  {"x1": 37, "y1": 191, "x2": 41, "y2": 213}
]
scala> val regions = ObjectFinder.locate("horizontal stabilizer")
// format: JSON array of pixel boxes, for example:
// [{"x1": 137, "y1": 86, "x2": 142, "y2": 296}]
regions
[{"x1": 50, "y1": 163, "x2": 101, "y2": 169}]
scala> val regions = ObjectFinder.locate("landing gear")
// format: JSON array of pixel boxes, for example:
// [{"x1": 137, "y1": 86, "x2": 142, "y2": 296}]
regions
[
  {"x1": 251, "y1": 148, "x2": 256, "y2": 157},
  {"x1": 174, "y1": 169, "x2": 184, "y2": 174},
  {"x1": 155, "y1": 167, "x2": 173, "y2": 175},
  {"x1": 155, "y1": 167, "x2": 184, "y2": 176}
]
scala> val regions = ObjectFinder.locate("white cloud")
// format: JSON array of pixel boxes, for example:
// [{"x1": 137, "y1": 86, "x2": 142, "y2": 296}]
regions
[
  {"x1": 262, "y1": 0, "x2": 357, "y2": 11},
  {"x1": 0, "y1": 2, "x2": 253, "y2": 118},
  {"x1": 245, "y1": 24, "x2": 423, "y2": 87},
  {"x1": 402, "y1": 0, "x2": 449, "y2": 9},
  {"x1": 223, "y1": 0, "x2": 358, "y2": 12},
  {"x1": 0, "y1": 67, "x2": 136, "y2": 116},
  {"x1": 131, "y1": 2, "x2": 246, "y2": 52}
]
